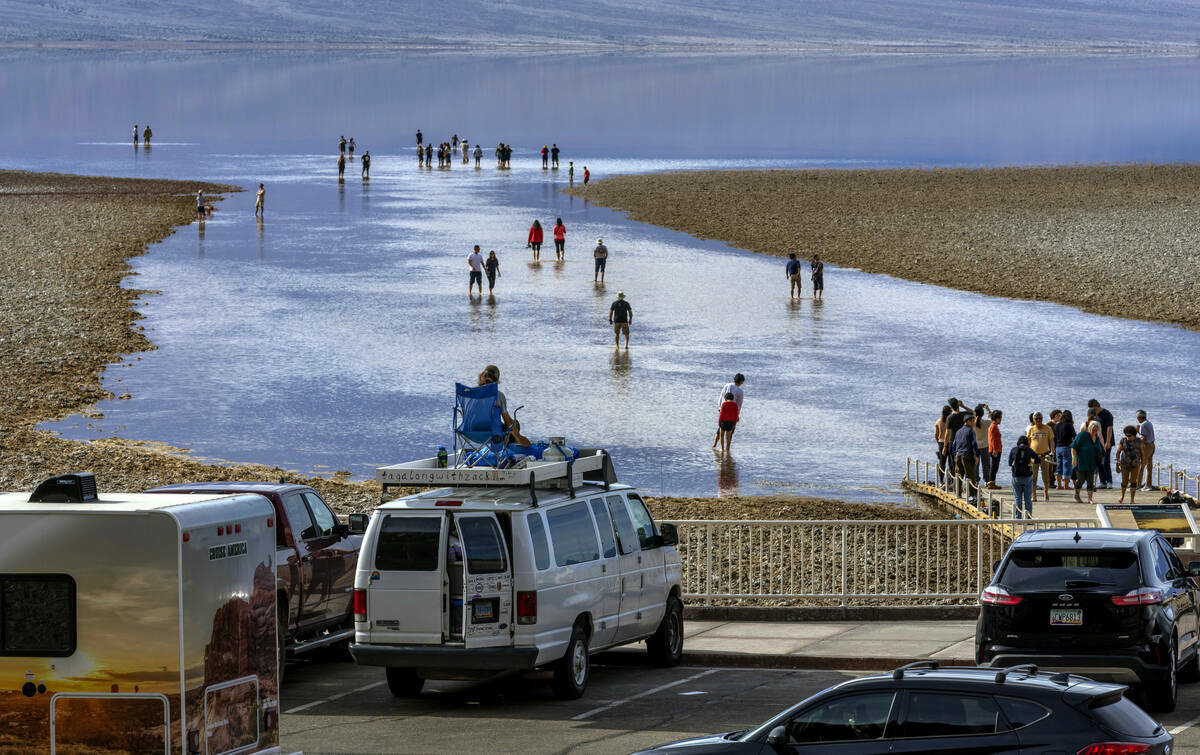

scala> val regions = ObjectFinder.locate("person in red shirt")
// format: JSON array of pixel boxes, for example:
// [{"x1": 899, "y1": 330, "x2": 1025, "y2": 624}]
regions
[
  {"x1": 986, "y1": 410, "x2": 1003, "y2": 489},
  {"x1": 717, "y1": 392, "x2": 740, "y2": 455},
  {"x1": 541, "y1": 145, "x2": 549, "y2": 169},
  {"x1": 552, "y1": 218, "x2": 566, "y2": 260},
  {"x1": 527, "y1": 220, "x2": 544, "y2": 261},
  {"x1": 583, "y1": 166, "x2": 590, "y2": 184}
]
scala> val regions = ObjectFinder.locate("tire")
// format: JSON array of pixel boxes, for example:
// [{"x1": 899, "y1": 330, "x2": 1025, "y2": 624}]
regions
[
  {"x1": 647, "y1": 596, "x2": 684, "y2": 667},
  {"x1": 551, "y1": 626, "x2": 590, "y2": 700},
  {"x1": 385, "y1": 667, "x2": 424, "y2": 698},
  {"x1": 1146, "y1": 639, "x2": 1178, "y2": 713}
]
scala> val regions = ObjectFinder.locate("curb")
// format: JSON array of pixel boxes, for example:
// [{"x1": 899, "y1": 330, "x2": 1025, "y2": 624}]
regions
[
  {"x1": 684, "y1": 605, "x2": 979, "y2": 622},
  {"x1": 597, "y1": 650, "x2": 975, "y2": 671}
]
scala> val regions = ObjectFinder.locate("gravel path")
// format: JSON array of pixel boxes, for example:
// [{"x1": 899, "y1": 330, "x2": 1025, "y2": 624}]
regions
[{"x1": 568, "y1": 164, "x2": 1200, "y2": 330}]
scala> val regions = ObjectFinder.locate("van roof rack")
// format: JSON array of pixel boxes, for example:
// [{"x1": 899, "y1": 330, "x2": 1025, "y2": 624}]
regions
[
  {"x1": 377, "y1": 448, "x2": 617, "y2": 506},
  {"x1": 892, "y1": 660, "x2": 939, "y2": 680}
]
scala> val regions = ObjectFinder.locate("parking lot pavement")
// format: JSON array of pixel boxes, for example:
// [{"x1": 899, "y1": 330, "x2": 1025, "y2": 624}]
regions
[{"x1": 280, "y1": 654, "x2": 1200, "y2": 754}]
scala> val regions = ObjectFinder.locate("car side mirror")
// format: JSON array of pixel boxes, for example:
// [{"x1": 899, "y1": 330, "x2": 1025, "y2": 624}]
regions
[
  {"x1": 765, "y1": 725, "x2": 787, "y2": 746},
  {"x1": 1189, "y1": 561, "x2": 1200, "y2": 578},
  {"x1": 348, "y1": 512, "x2": 369, "y2": 535},
  {"x1": 658, "y1": 523, "x2": 679, "y2": 547}
]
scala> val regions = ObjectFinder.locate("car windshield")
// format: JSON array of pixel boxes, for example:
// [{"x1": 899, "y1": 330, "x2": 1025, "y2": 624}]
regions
[{"x1": 1000, "y1": 548, "x2": 1141, "y2": 591}]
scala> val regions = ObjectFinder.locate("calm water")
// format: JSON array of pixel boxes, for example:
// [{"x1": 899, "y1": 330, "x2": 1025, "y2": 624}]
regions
[{"x1": 6, "y1": 51, "x2": 1200, "y2": 498}]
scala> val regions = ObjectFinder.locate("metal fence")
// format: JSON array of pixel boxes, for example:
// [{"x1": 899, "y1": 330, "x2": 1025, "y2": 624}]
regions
[{"x1": 662, "y1": 517, "x2": 1095, "y2": 605}]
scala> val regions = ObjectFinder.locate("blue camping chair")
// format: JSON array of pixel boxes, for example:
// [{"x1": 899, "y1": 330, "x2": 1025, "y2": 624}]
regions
[{"x1": 454, "y1": 382, "x2": 508, "y2": 467}]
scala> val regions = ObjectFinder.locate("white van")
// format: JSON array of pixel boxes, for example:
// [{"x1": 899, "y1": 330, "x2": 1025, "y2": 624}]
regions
[{"x1": 349, "y1": 450, "x2": 683, "y2": 699}]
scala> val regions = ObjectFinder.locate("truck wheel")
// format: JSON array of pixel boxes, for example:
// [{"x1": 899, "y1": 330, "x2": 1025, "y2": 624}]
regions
[
  {"x1": 551, "y1": 626, "x2": 589, "y2": 700},
  {"x1": 1146, "y1": 640, "x2": 1178, "y2": 713},
  {"x1": 385, "y1": 667, "x2": 424, "y2": 698},
  {"x1": 647, "y1": 596, "x2": 684, "y2": 667}
]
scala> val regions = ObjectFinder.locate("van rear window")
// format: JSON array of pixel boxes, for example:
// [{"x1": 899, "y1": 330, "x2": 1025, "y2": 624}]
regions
[
  {"x1": 375, "y1": 516, "x2": 441, "y2": 571},
  {"x1": 458, "y1": 517, "x2": 507, "y2": 574},
  {"x1": 1001, "y1": 549, "x2": 1140, "y2": 590}
]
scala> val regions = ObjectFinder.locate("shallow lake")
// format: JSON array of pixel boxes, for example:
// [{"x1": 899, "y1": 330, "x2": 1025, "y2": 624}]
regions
[{"x1": 5, "y1": 51, "x2": 1200, "y2": 498}]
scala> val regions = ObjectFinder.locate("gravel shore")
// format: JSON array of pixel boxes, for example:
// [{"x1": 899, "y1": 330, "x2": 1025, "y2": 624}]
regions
[
  {"x1": 569, "y1": 165, "x2": 1200, "y2": 330},
  {"x1": 0, "y1": 169, "x2": 921, "y2": 517}
]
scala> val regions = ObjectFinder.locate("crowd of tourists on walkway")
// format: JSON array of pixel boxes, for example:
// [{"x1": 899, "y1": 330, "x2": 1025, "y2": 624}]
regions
[{"x1": 934, "y1": 397, "x2": 1157, "y2": 518}]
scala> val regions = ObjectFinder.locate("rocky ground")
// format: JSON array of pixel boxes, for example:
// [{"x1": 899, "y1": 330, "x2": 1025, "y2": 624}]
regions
[
  {"x1": 568, "y1": 164, "x2": 1200, "y2": 331},
  {"x1": 0, "y1": 169, "x2": 922, "y2": 519}
]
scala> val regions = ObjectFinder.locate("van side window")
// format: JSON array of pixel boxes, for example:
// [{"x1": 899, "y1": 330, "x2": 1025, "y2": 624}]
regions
[
  {"x1": 627, "y1": 495, "x2": 659, "y2": 549},
  {"x1": 303, "y1": 492, "x2": 338, "y2": 537},
  {"x1": 283, "y1": 494, "x2": 316, "y2": 540},
  {"x1": 589, "y1": 499, "x2": 617, "y2": 558},
  {"x1": 0, "y1": 574, "x2": 76, "y2": 656},
  {"x1": 375, "y1": 516, "x2": 441, "y2": 571},
  {"x1": 546, "y1": 503, "x2": 600, "y2": 566},
  {"x1": 526, "y1": 512, "x2": 551, "y2": 570},
  {"x1": 606, "y1": 496, "x2": 638, "y2": 555},
  {"x1": 458, "y1": 517, "x2": 507, "y2": 574}
]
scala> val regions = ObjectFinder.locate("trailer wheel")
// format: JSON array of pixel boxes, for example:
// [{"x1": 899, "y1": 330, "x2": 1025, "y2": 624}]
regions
[
  {"x1": 385, "y1": 667, "x2": 424, "y2": 698},
  {"x1": 551, "y1": 626, "x2": 589, "y2": 700}
]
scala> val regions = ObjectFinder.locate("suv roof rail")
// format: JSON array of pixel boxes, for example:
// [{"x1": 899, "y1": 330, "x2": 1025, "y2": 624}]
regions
[
  {"x1": 994, "y1": 663, "x2": 1038, "y2": 683},
  {"x1": 892, "y1": 660, "x2": 939, "y2": 680}
]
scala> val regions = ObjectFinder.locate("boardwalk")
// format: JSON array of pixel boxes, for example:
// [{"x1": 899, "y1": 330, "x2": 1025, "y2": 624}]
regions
[{"x1": 903, "y1": 457, "x2": 1194, "y2": 524}]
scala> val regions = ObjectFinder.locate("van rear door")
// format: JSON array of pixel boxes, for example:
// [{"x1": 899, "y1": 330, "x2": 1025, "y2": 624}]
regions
[
  {"x1": 455, "y1": 513, "x2": 513, "y2": 649},
  {"x1": 368, "y1": 513, "x2": 447, "y2": 644}
]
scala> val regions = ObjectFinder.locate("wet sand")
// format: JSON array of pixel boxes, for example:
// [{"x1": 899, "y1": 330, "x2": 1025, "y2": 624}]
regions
[
  {"x1": 568, "y1": 164, "x2": 1200, "y2": 331},
  {"x1": 0, "y1": 169, "x2": 923, "y2": 516}
]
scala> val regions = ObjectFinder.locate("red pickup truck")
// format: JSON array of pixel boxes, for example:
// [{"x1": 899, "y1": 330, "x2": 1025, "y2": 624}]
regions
[{"x1": 146, "y1": 481, "x2": 366, "y2": 678}]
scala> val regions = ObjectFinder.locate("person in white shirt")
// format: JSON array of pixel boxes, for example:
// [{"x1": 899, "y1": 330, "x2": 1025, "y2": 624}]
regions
[
  {"x1": 467, "y1": 245, "x2": 484, "y2": 296},
  {"x1": 712, "y1": 373, "x2": 745, "y2": 449}
]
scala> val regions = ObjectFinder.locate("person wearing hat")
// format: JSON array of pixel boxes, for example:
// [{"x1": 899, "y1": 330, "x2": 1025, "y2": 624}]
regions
[
  {"x1": 609, "y1": 291, "x2": 631, "y2": 348},
  {"x1": 593, "y1": 238, "x2": 608, "y2": 282}
]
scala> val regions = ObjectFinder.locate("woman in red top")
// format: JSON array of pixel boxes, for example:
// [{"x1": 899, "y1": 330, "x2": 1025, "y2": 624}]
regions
[
  {"x1": 527, "y1": 220, "x2": 544, "y2": 261},
  {"x1": 552, "y1": 218, "x2": 566, "y2": 260},
  {"x1": 717, "y1": 392, "x2": 739, "y2": 455},
  {"x1": 583, "y1": 166, "x2": 590, "y2": 184},
  {"x1": 986, "y1": 410, "x2": 1003, "y2": 489}
]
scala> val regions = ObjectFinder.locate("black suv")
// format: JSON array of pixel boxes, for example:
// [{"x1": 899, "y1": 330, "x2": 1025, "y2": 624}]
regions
[
  {"x1": 633, "y1": 662, "x2": 1171, "y2": 754},
  {"x1": 977, "y1": 528, "x2": 1200, "y2": 712}
]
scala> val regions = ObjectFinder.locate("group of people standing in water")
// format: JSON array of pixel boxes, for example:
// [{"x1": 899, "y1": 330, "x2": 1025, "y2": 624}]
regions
[
  {"x1": 132, "y1": 124, "x2": 152, "y2": 146},
  {"x1": 336, "y1": 135, "x2": 371, "y2": 180}
]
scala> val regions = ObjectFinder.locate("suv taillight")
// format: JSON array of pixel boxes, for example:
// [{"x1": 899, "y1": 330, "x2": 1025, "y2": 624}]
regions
[
  {"x1": 1111, "y1": 588, "x2": 1162, "y2": 606},
  {"x1": 353, "y1": 588, "x2": 367, "y2": 620},
  {"x1": 981, "y1": 586, "x2": 1022, "y2": 605},
  {"x1": 517, "y1": 590, "x2": 537, "y2": 624},
  {"x1": 1077, "y1": 743, "x2": 1151, "y2": 755}
]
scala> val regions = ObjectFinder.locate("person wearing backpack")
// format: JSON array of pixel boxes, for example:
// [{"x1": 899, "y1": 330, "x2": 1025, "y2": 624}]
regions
[
  {"x1": 1116, "y1": 425, "x2": 1144, "y2": 504},
  {"x1": 1008, "y1": 436, "x2": 1040, "y2": 519}
]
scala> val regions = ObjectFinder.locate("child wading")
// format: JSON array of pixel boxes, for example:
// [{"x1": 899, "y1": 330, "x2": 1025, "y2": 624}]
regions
[{"x1": 716, "y1": 392, "x2": 740, "y2": 455}]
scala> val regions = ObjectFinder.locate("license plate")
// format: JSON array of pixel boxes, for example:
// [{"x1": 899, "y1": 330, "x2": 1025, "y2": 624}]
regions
[{"x1": 1050, "y1": 608, "x2": 1082, "y2": 626}]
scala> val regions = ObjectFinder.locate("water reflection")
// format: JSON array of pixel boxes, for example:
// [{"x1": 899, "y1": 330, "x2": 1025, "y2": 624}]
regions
[
  {"x1": 256, "y1": 217, "x2": 264, "y2": 260},
  {"x1": 717, "y1": 455, "x2": 739, "y2": 496},
  {"x1": 196, "y1": 219, "x2": 205, "y2": 258}
]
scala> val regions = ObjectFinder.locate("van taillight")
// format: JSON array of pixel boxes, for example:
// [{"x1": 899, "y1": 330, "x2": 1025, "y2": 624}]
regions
[
  {"x1": 353, "y1": 589, "x2": 367, "y2": 620},
  {"x1": 1111, "y1": 588, "x2": 1162, "y2": 606},
  {"x1": 517, "y1": 591, "x2": 537, "y2": 624}
]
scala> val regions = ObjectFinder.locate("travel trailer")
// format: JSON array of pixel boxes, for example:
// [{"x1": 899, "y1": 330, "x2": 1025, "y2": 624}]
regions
[{"x1": 0, "y1": 473, "x2": 282, "y2": 754}]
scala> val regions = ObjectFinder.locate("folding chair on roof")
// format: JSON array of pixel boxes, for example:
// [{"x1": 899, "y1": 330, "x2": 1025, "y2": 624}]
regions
[{"x1": 453, "y1": 382, "x2": 508, "y2": 467}]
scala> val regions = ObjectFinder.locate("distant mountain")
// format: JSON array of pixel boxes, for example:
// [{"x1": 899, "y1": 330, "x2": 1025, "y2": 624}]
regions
[{"x1": 4, "y1": 0, "x2": 1200, "y2": 49}]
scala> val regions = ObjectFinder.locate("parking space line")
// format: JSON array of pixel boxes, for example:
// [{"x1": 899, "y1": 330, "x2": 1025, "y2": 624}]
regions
[
  {"x1": 1169, "y1": 711, "x2": 1200, "y2": 736},
  {"x1": 285, "y1": 680, "x2": 387, "y2": 714},
  {"x1": 571, "y1": 669, "x2": 718, "y2": 721}
]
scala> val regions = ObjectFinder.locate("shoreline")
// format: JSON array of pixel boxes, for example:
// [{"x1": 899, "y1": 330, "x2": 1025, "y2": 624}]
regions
[
  {"x1": 0, "y1": 169, "x2": 921, "y2": 517},
  {"x1": 567, "y1": 164, "x2": 1200, "y2": 332}
]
